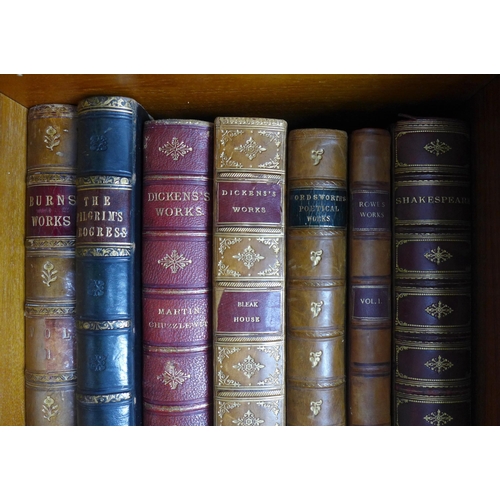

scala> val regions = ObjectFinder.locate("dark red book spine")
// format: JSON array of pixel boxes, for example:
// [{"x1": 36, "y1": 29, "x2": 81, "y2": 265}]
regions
[
  {"x1": 393, "y1": 117, "x2": 472, "y2": 426},
  {"x1": 142, "y1": 119, "x2": 213, "y2": 425}
]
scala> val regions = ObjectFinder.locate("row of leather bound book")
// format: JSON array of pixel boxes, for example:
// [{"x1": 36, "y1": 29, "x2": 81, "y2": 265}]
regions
[{"x1": 24, "y1": 96, "x2": 472, "y2": 426}]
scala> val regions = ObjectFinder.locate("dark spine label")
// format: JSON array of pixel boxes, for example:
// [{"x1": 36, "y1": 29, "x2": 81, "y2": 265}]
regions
[
  {"x1": 351, "y1": 286, "x2": 390, "y2": 319},
  {"x1": 288, "y1": 187, "x2": 347, "y2": 228},
  {"x1": 351, "y1": 190, "x2": 390, "y2": 231},
  {"x1": 216, "y1": 181, "x2": 282, "y2": 224},
  {"x1": 76, "y1": 187, "x2": 131, "y2": 243}
]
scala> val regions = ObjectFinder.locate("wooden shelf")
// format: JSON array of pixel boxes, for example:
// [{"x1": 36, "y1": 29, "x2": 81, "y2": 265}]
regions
[
  {"x1": 0, "y1": 73, "x2": 498, "y2": 425},
  {"x1": 0, "y1": 74, "x2": 494, "y2": 127}
]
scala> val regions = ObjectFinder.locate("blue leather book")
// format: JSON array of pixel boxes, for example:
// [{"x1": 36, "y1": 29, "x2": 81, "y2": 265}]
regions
[{"x1": 75, "y1": 96, "x2": 150, "y2": 425}]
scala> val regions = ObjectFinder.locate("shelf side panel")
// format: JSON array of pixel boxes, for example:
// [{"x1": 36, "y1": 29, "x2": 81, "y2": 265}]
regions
[{"x1": 0, "y1": 94, "x2": 27, "y2": 425}]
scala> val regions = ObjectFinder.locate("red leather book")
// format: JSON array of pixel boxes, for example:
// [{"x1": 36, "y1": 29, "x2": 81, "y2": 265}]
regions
[
  {"x1": 142, "y1": 119, "x2": 213, "y2": 425},
  {"x1": 213, "y1": 117, "x2": 287, "y2": 426},
  {"x1": 393, "y1": 117, "x2": 471, "y2": 425},
  {"x1": 347, "y1": 128, "x2": 392, "y2": 425},
  {"x1": 25, "y1": 104, "x2": 77, "y2": 425}
]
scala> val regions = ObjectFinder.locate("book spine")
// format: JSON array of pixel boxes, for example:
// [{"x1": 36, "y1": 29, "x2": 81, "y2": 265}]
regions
[
  {"x1": 213, "y1": 117, "x2": 287, "y2": 426},
  {"x1": 347, "y1": 128, "x2": 392, "y2": 425},
  {"x1": 142, "y1": 119, "x2": 213, "y2": 425},
  {"x1": 286, "y1": 128, "x2": 348, "y2": 425},
  {"x1": 75, "y1": 96, "x2": 149, "y2": 425},
  {"x1": 393, "y1": 117, "x2": 472, "y2": 426},
  {"x1": 25, "y1": 104, "x2": 78, "y2": 426}
]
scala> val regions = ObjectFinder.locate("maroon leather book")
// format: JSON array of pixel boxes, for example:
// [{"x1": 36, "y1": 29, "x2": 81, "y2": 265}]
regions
[
  {"x1": 142, "y1": 119, "x2": 213, "y2": 425},
  {"x1": 213, "y1": 117, "x2": 287, "y2": 426},
  {"x1": 393, "y1": 117, "x2": 471, "y2": 426},
  {"x1": 25, "y1": 104, "x2": 77, "y2": 425}
]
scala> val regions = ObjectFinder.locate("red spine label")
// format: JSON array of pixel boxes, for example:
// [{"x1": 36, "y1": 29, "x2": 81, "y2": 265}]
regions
[
  {"x1": 76, "y1": 187, "x2": 131, "y2": 243},
  {"x1": 216, "y1": 290, "x2": 282, "y2": 333},
  {"x1": 27, "y1": 185, "x2": 77, "y2": 237},
  {"x1": 216, "y1": 181, "x2": 282, "y2": 224}
]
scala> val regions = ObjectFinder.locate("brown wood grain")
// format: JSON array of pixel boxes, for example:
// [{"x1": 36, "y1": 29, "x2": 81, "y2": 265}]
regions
[
  {"x1": 0, "y1": 94, "x2": 27, "y2": 425},
  {"x1": 470, "y1": 75, "x2": 500, "y2": 425},
  {"x1": 0, "y1": 74, "x2": 494, "y2": 129}
]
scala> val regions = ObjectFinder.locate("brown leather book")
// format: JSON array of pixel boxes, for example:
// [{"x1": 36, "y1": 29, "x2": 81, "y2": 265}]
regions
[
  {"x1": 393, "y1": 117, "x2": 472, "y2": 426},
  {"x1": 286, "y1": 128, "x2": 348, "y2": 425},
  {"x1": 142, "y1": 119, "x2": 213, "y2": 425},
  {"x1": 213, "y1": 117, "x2": 287, "y2": 426},
  {"x1": 347, "y1": 128, "x2": 392, "y2": 425},
  {"x1": 25, "y1": 104, "x2": 77, "y2": 425}
]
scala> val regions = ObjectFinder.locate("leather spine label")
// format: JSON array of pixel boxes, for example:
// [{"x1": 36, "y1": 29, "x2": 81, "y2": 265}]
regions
[
  {"x1": 76, "y1": 185, "x2": 131, "y2": 243},
  {"x1": 351, "y1": 190, "x2": 390, "y2": 231},
  {"x1": 288, "y1": 187, "x2": 347, "y2": 227},
  {"x1": 216, "y1": 181, "x2": 282, "y2": 224},
  {"x1": 394, "y1": 182, "x2": 471, "y2": 225},
  {"x1": 351, "y1": 285, "x2": 390, "y2": 320},
  {"x1": 216, "y1": 290, "x2": 282, "y2": 333},
  {"x1": 27, "y1": 183, "x2": 77, "y2": 237}
]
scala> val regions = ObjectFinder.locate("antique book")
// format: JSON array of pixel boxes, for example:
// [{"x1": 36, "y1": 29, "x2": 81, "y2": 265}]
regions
[
  {"x1": 213, "y1": 116, "x2": 287, "y2": 426},
  {"x1": 393, "y1": 117, "x2": 472, "y2": 426},
  {"x1": 286, "y1": 128, "x2": 348, "y2": 425},
  {"x1": 25, "y1": 104, "x2": 78, "y2": 426},
  {"x1": 75, "y1": 96, "x2": 150, "y2": 425},
  {"x1": 142, "y1": 119, "x2": 213, "y2": 425},
  {"x1": 347, "y1": 128, "x2": 392, "y2": 426}
]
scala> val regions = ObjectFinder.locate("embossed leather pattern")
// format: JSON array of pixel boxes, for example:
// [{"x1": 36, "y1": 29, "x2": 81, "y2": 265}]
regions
[
  {"x1": 213, "y1": 117, "x2": 287, "y2": 426},
  {"x1": 393, "y1": 118, "x2": 472, "y2": 426},
  {"x1": 347, "y1": 128, "x2": 391, "y2": 426},
  {"x1": 287, "y1": 128, "x2": 347, "y2": 426},
  {"x1": 75, "y1": 96, "x2": 150, "y2": 425},
  {"x1": 25, "y1": 104, "x2": 78, "y2": 426},
  {"x1": 142, "y1": 119, "x2": 213, "y2": 425}
]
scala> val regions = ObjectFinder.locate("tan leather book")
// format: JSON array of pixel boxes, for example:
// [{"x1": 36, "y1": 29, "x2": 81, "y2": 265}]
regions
[
  {"x1": 25, "y1": 104, "x2": 77, "y2": 425},
  {"x1": 347, "y1": 128, "x2": 391, "y2": 425},
  {"x1": 213, "y1": 117, "x2": 287, "y2": 426},
  {"x1": 286, "y1": 128, "x2": 347, "y2": 425}
]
